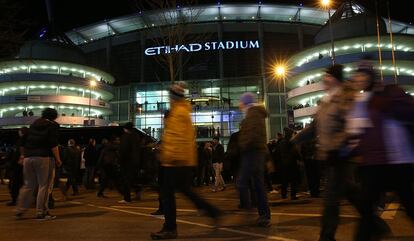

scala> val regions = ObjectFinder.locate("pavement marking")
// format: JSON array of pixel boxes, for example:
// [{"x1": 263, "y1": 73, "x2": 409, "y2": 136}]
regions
[
  {"x1": 111, "y1": 206, "x2": 197, "y2": 212},
  {"x1": 111, "y1": 206, "x2": 359, "y2": 219},
  {"x1": 381, "y1": 203, "x2": 400, "y2": 220},
  {"x1": 72, "y1": 202, "x2": 299, "y2": 241}
]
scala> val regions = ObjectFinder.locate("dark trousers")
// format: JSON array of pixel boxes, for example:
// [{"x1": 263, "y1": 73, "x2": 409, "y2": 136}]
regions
[
  {"x1": 9, "y1": 166, "x2": 23, "y2": 203},
  {"x1": 157, "y1": 166, "x2": 164, "y2": 211},
  {"x1": 237, "y1": 151, "x2": 270, "y2": 220},
  {"x1": 280, "y1": 164, "x2": 299, "y2": 199},
  {"x1": 320, "y1": 161, "x2": 364, "y2": 241},
  {"x1": 356, "y1": 164, "x2": 414, "y2": 241},
  {"x1": 66, "y1": 170, "x2": 79, "y2": 194},
  {"x1": 98, "y1": 164, "x2": 120, "y2": 195},
  {"x1": 120, "y1": 167, "x2": 132, "y2": 202},
  {"x1": 196, "y1": 161, "x2": 206, "y2": 186},
  {"x1": 304, "y1": 158, "x2": 321, "y2": 197},
  {"x1": 85, "y1": 166, "x2": 95, "y2": 188},
  {"x1": 161, "y1": 166, "x2": 219, "y2": 231}
]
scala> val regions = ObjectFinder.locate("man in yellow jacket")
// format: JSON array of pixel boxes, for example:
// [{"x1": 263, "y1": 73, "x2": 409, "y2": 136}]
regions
[{"x1": 151, "y1": 82, "x2": 220, "y2": 240}]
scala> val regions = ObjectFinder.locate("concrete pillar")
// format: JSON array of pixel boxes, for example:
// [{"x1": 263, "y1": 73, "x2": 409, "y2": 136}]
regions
[
  {"x1": 258, "y1": 22, "x2": 270, "y2": 140},
  {"x1": 218, "y1": 7, "x2": 224, "y2": 79}
]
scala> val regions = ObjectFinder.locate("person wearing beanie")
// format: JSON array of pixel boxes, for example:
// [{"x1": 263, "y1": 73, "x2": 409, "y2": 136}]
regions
[
  {"x1": 292, "y1": 64, "x2": 370, "y2": 241},
  {"x1": 237, "y1": 92, "x2": 271, "y2": 227},
  {"x1": 118, "y1": 122, "x2": 143, "y2": 203},
  {"x1": 151, "y1": 83, "x2": 221, "y2": 240}
]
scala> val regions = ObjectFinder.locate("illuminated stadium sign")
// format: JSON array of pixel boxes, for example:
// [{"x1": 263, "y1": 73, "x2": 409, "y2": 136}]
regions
[{"x1": 144, "y1": 40, "x2": 260, "y2": 56}]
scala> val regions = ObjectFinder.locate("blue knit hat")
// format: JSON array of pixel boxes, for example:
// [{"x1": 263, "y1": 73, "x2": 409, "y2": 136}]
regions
[{"x1": 239, "y1": 92, "x2": 256, "y2": 106}]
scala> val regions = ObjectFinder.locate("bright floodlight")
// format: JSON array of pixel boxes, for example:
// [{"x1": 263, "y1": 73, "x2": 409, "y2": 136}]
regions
[
  {"x1": 90, "y1": 80, "x2": 97, "y2": 87},
  {"x1": 321, "y1": 0, "x2": 330, "y2": 7},
  {"x1": 274, "y1": 65, "x2": 286, "y2": 77}
]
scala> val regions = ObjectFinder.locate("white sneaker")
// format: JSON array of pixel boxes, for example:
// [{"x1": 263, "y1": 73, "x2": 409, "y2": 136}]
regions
[{"x1": 118, "y1": 200, "x2": 131, "y2": 204}]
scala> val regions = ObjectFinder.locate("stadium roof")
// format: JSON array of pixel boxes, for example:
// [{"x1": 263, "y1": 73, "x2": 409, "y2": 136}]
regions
[{"x1": 64, "y1": 3, "x2": 414, "y2": 46}]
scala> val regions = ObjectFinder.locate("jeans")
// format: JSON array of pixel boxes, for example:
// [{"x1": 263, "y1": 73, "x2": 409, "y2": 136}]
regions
[
  {"x1": 237, "y1": 150, "x2": 270, "y2": 220},
  {"x1": 213, "y1": 163, "x2": 225, "y2": 190},
  {"x1": 356, "y1": 164, "x2": 414, "y2": 241},
  {"x1": 17, "y1": 157, "x2": 52, "y2": 215},
  {"x1": 320, "y1": 161, "x2": 364, "y2": 241},
  {"x1": 161, "y1": 166, "x2": 220, "y2": 231}
]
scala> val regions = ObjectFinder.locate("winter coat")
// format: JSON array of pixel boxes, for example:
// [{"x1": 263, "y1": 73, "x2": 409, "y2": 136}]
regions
[
  {"x1": 292, "y1": 84, "x2": 355, "y2": 162},
  {"x1": 24, "y1": 118, "x2": 59, "y2": 158},
  {"x1": 358, "y1": 85, "x2": 414, "y2": 166},
  {"x1": 63, "y1": 146, "x2": 81, "y2": 172},
  {"x1": 84, "y1": 144, "x2": 99, "y2": 167},
  {"x1": 120, "y1": 131, "x2": 142, "y2": 168},
  {"x1": 98, "y1": 143, "x2": 120, "y2": 168},
  {"x1": 238, "y1": 104, "x2": 268, "y2": 153},
  {"x1": 212, "y1": 143, "x2": 225, "y2": 164},
  {"x1": 160, "y1": 100, "x2": 197, "y2": 167}
]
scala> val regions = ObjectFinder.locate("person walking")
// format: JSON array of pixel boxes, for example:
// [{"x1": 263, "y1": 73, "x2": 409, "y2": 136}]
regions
[
  {"x1": 16, "y1": 108, "x2": 62, "y2": 220},
  {"x1": 84, "y1": 138, "x2": 99, "y2": 189},
  {"x1": 237, "y1": 92, "x2": 271, "y2": 227},
  {"x1": 151, "y1": 82, "x2": 221, "y2": 240},
  {"x1": 63, "y1": 139, "x2": 81, "y2": 196},
  {"x1": 118, "y1": 122, "x2": 142, "y2": 203},
  {"x1": 345, "y1": 67, "x2": 414, "y2": 241},
  {"x1": 211, "y1": 137, "x2": 225, "y2": 192},
  {"x1": 97, "y1": 137, "x2": 121, "y2": 198},
  {"x1": 292, "y1": 65, "x2": 380, "y2": 241}
]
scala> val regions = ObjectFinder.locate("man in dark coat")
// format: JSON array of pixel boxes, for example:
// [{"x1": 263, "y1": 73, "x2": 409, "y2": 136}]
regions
[
  {"x1": 118, "y1": 122, "x2": 142, "y2": 203},
  {"x1": 84, "y1": 138, "x2": 99, "y2": 189},
  {"x1": 277, "y1": 128, "x2": 301, "y2": 200},
  {"x1": 63, "y1": 139, "x2": 81, "y2": 195},
  {"x1": 300, "y1": 136, "x2": 320, "y2": 198},
  {"x1": 97, "y1": 137, "x2": 121, "y2": 198},
  {"x1": 237, "y1": 92, "x2": 271, "y2": 227}
]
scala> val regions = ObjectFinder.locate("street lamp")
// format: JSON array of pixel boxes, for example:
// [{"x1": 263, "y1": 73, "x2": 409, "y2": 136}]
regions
[
  {"x1": 273, "y1": 63, "x2": 288, "y2": 128},
  {"x1": 321, "y1": 0, "x2": 336, "y2": 65},
  {"x1": 88, "y1": 80, "x2": 97, "y2": 126}
]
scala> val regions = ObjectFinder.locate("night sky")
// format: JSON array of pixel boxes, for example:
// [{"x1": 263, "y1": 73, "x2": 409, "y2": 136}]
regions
[{"x1": 0, "y1": 0, "x2": 412, "y2": 57}]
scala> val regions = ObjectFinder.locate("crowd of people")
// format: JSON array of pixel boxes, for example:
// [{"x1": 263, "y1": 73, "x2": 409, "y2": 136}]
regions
[{"x1": 0, "y1": 57, "x2": 413, "y2": 240}]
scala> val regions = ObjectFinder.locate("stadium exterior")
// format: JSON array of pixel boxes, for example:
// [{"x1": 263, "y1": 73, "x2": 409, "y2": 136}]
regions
[
  {"x1": 1, "y1": 2, "x2": 414, "y2": 143},
  {"x1": 65, "y1": 3, "x2": 335, "y2": 141},
  {"x1": 0, "y1": 41, "x2": 115, "y2": 128}
]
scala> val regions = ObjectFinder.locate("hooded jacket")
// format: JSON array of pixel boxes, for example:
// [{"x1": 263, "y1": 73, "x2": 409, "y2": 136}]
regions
[
  {"x1": 24, "y1": 118, "x2": 59, "y2": 158},
  {"x1": 238, "y1": 104, "x2": 268, "y2": 153},
  {"x1": 160, "y1": 100, "x2": 197, "y2": 167}
]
